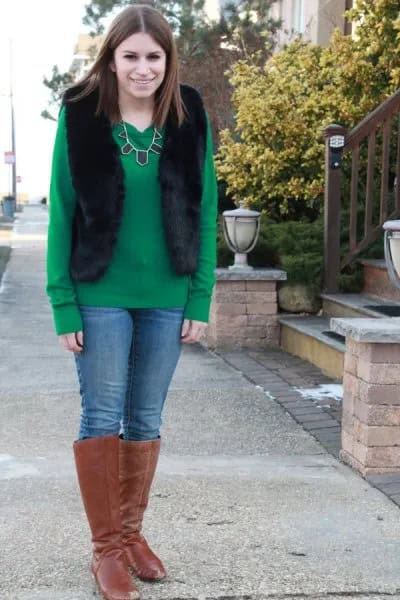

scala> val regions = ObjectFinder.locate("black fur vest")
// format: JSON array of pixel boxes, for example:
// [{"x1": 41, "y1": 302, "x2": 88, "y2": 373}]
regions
[{"x1": 63, "y1": 84, "x2": 207, "y2": 281}]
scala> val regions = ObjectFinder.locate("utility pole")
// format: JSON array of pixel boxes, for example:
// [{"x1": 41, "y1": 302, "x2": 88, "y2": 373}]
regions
[{"x1": 10, "y1": 39, "x2": 17, "y2": 207}]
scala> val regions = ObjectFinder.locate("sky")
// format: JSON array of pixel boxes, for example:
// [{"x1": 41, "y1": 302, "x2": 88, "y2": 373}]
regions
[{"x1": 0, "y1": 0, "x2": 91, "y2": 199}]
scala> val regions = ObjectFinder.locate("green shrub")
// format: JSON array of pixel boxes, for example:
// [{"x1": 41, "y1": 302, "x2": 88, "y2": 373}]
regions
[
  {"x1": 279, "y1": 254, "x2": 322, "y2": 287},
  {"x1": 217, "y1": 216, "x2": 323, "y2": 281}
]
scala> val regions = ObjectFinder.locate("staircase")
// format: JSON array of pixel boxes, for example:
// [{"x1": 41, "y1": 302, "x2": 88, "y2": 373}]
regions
[
  {"x1": 279, "y1": 88, "x2": 400, "y2": 379},
  {"x1": 279, "y1": 260, "x2": 400, "y2": 379}
]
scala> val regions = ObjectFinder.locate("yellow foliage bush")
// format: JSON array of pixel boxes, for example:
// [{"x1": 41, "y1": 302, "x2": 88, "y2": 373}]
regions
[{"x1": 215, "y1": 0, "x2": 400, "y2": 219}]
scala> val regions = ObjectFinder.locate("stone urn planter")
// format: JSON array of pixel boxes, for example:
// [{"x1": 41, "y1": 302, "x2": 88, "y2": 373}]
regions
[{"x1": 278, "y1": 282, "x2": 321, "y2": 313}]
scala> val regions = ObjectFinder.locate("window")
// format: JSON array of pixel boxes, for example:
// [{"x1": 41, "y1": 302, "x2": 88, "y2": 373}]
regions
[
  {"x1": 278, "y1": 0, "x2": 284, "y2": 20},
  {"x1": 292, "y1": 0, "x2": 304, "y2": 34}
]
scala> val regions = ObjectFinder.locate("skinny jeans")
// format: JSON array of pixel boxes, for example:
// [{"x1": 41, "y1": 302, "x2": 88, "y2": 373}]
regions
[{"x1": 73, "y1": 306, "x2": 184, "y2": 441}]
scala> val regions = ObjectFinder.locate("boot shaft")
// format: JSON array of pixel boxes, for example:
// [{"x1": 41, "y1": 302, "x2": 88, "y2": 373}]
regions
[
  {"x1": 73, "y1": 435, "x2": 122, "y2": 548},
  {"x1": 119, "y1": 438, "x2": 161, "y2": 536}
]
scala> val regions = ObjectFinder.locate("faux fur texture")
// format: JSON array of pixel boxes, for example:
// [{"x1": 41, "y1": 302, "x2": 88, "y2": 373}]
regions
[{"x1": 63, "y1": 84, "x2": 207, "y2": 281}]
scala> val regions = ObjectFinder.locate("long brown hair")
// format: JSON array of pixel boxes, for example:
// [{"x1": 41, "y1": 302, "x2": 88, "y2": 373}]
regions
[{"x1": 66, "y1": 4, "x2": 185, "y2": 127}]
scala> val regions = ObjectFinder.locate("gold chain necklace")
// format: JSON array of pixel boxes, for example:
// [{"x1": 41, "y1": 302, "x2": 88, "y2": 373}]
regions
[{"x1": 118, "y1": 120, "x2": 162, "y2": 167}]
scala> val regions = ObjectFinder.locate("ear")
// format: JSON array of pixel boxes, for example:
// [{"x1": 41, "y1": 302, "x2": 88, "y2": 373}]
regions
[{"x1": 109, "y1": 60, "x2": 116, "y2": 73}]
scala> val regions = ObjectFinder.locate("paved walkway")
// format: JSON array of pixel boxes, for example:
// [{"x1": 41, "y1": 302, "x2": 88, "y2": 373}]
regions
[{"x1": 1, "y1": 205, "x2": 400, "y2": 600}]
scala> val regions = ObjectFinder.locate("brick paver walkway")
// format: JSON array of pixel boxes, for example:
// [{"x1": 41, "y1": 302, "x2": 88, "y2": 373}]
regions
[{"x1": 217, "y1": 346, "x2": 400, "y2": 508}]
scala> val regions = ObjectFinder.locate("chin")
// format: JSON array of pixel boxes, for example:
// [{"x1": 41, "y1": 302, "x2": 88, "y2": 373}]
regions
[{"x1": 130, "y1": 84, "x2": 155, "y2": 92}]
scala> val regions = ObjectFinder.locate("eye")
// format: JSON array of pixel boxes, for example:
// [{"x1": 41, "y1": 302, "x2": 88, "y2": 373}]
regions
[{"x1": 123, "y1": 53, "x2": 161, "y2": 59}]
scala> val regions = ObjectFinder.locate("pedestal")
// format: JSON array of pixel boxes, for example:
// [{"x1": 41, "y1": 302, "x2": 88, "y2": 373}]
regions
[
  {"x1": 206, "y1": 268, "x2": 287, "y2": 350},
  {"x1": 331, "y1": 318, "x2": 400, "y2": 476}
]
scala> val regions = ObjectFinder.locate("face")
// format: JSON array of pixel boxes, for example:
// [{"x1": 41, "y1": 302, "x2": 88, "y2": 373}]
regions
[{"x1": 110, "y1": 32, "x2": 167, "y2": 102}]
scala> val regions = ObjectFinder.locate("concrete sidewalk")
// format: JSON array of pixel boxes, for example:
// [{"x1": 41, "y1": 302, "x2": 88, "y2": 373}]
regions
[{"x1": 1, "y1": 205, "x2": 400, "y2": 600}]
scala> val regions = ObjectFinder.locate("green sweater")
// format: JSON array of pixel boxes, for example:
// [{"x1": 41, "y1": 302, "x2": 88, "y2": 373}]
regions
[{"x1": 46, "y1": 106, "x2": 218, "y2": 335}]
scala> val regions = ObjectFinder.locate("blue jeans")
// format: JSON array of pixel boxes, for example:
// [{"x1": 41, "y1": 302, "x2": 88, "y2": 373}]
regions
[{"x1": 74, "y1": 306, "x2": 184, "y2": 441}]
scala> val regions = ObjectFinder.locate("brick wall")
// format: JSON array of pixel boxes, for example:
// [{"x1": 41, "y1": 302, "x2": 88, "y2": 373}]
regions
[{"x1": 341, "y1": 339, "x2": 400, "y2": 475}]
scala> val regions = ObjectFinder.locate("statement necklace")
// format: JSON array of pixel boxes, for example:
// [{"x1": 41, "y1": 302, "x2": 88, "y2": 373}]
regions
[{"x1": 118, "y1": 119, "x2": 162, "y2": 166}]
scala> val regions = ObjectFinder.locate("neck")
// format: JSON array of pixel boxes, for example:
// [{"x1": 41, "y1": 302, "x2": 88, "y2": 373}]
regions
[{"x1": 118, "y1": 89, "x2": 155, "y2": 118}]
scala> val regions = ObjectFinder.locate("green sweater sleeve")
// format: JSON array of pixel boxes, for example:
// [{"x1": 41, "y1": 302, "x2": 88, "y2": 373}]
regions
[
  {"x1": 46, "y1": 106, "x2": 83, "y2": 336},
  {"x1": 183, "y1": 113, "x2": 218, "y2": 323}
]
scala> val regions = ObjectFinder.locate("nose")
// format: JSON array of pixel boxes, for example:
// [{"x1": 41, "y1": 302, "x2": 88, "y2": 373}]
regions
[{"x1": 135, "y1": 57, "x2": 151, "y2": 76}]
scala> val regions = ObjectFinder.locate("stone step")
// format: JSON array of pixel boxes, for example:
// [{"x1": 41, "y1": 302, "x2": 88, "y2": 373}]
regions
[
  {"x1": 321, "y1": 292, "x2": 400, "y2": 318},
  {"x1": 360, "y1": 258, "x2": 400, "y2": 302},
  {"x1": 279, "y1": 315, "x2": 344, "y2": 380}
]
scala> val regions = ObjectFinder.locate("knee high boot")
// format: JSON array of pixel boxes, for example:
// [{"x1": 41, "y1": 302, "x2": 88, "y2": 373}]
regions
[
  {"x1": 119, "y1": 438, "x2": 167, "y2": 581},
  {"x1": 73, "y1": 435, "x2": 140, "y2": 600}
]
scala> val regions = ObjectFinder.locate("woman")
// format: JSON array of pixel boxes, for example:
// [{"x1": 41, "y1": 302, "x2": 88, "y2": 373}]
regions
[{"x1": 46, "y1": 4, "x2": 218, "y2": 599}]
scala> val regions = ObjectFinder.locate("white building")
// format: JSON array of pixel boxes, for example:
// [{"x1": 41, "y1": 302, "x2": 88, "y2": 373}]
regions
[
  {"x1": 204, "y1": 0, "x2": 223, "y2": 22},
  {"x1": 204, "y1": 0, "x2": 353, "y2": 46},
  {"x1": 69, "y1": 34, "x2": 104, "y2": 80},
  {"x1": 271, "y1": 0, "x2": 353, "y2": 47}
]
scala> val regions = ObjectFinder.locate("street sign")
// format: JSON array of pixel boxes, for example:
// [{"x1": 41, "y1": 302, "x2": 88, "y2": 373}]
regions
[{"x1": 4, "y1": 151, "x2": 15, "y2": 165}]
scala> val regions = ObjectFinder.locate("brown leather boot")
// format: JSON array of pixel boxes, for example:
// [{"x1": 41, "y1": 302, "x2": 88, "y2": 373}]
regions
[
  {"x1": 119, "y1": 437, "x2": 167, "y2": 582},
  {"x1": 73, "y1": 435, "x2": 140, "y2": 600}
]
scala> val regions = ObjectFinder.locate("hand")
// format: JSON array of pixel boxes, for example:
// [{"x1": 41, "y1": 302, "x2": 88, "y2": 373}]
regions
[
  {"x1": 180, "y1": 319, "x2": 207, "y2": 344},
  {"x1": 58, "y1": 331, "x2": 84, "y2": 353}
]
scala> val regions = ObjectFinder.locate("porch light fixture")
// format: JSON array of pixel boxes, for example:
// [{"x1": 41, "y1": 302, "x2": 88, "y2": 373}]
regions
[
  {"x1": 222, "y1": 200, "x2": 261, "y2": 271},
  {"x1": 383, "y1": 220, "x2": 400, "y2": 289},
  {"x1": 328, "y1": 134, "x2": 345, "y2": 169}
]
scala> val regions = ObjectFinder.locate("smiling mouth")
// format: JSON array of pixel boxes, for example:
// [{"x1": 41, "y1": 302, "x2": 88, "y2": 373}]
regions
[{"x1": 132, "y1": 78, "x2": 156, "y2": 84}]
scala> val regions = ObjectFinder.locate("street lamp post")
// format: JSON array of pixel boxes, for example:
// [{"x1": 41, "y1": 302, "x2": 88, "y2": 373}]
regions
[
  {"x1": 10, "y1": 40, "x2": 17, "y2": 211},
  {"x1": 2, "y1": 40, "x2": 17, "y2": 218}
]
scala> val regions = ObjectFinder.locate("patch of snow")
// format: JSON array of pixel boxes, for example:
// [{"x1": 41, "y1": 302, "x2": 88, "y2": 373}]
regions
[
  {"x1": 294, "y1": 384, "x2": 343, "y2": 403},
  {"x1": 0, "y1": 454, "x2": 13, "y2": 462},
  {"x1": 0, "y1": 455, "x2": 40, "y2": 480}
]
